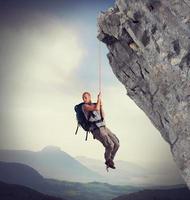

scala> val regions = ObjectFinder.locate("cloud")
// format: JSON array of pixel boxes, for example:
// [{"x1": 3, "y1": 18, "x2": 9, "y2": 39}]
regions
[
  {"x1": 0, "y1": 13, "x2": 87, "y2": 105},
  {"x1": 15, "y1": 17, "x2": 85, "y2": 91},
  {"x1": 0, "y1": 15, "x2": 86, "y2": 149}
]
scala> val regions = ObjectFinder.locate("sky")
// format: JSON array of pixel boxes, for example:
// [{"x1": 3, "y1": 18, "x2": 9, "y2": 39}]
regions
[{"x1": 0, "y1": 0, "x2": 183, "y2": 182}]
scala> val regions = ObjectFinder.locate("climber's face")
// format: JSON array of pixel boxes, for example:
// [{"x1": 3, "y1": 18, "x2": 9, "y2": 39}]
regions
[{"x1": 82, "y1": 92, "x2": 91, "y2": 103}]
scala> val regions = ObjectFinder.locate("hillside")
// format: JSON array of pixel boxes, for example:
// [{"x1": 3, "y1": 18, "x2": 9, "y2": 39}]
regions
[
  {"x1": 0, "y1": 146, "x2": 103, "y2": 182},
  {"x1": 0, "y1": 181, "x2": 63, "y2": 200},
  {"x1": 0, "y1": 161, "x2": 139, "y2": 200},
  {"x1": 113, "y1": 187, "x2": 190, "y2": 200}
]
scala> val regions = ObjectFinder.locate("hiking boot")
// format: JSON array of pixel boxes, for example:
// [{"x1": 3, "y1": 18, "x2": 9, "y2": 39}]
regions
[{"x1": 105, "y1": 159, "x2": 116, "y2": 169}]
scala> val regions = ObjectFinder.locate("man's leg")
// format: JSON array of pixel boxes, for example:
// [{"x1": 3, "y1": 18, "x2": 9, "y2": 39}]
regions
[
  {"x1": 92, "y1": 127, "x2": 115, "y2": 163},
  {"x1": 105, "y1": 127, "x2": 120, "y2": 161}
]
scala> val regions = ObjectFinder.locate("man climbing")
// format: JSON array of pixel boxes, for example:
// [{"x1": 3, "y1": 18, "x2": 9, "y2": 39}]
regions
[{"x1": 82, "y1": 91, "x2": 120, "y2": 169}]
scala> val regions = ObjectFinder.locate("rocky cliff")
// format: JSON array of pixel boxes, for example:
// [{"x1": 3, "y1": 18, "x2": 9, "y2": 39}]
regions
[{"x1": 97, "y1": 0, "x2": 190, "y2": 189}]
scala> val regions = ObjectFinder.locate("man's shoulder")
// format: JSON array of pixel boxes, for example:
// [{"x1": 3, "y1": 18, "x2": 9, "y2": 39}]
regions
[
  {"x1": 83, "y1": 102, "x2": 96, "y2": 106},
  {"x1": 82, "y1": 103, "x2": 96, "y2": 112}
]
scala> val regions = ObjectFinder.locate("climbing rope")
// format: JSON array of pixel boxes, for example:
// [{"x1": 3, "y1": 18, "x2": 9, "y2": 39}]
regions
[{"x1": 98, "y1": 40, "x2": 102, "y2": 94}]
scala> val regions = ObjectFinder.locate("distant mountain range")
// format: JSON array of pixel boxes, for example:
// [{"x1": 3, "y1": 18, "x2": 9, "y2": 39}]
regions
[
  {"x1": 0, "y1": 145, "x2": 104, "y2": 182},
  {"x1": 76, "y1": 156, "x2": 185, "y2": 186},
  {"x1": 0, "y1": 181, "x2": 63, "y2": 200},
  {"x1": 76, "y1": 156, "x2": 150, "y2": 185},
  {"x1": 113, "y1": 187, "x2": 190, "y2": 200},
  {"x1": 0, "y1": 161, "x2": 189, "y2": 200},
  {"x1": 0, "y1": 145, "x2": 184, "y2": 186},
  {"x1": 0, "y1": 161, "x2": 139, "y2": 200}
]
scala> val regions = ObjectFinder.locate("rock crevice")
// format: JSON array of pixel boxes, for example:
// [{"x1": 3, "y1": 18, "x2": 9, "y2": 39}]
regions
[{"x1": 97, "y1": 0, "x2": 190, "y2": 189}]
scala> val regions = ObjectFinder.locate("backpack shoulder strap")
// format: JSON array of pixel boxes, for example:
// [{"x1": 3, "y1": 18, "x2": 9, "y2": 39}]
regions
[
  {"x1": 75, "y1": 102, "x2": 84, "y2": 108},
  {"x1": 82, "y1": 103, "x2": 94, "y2": 120}
]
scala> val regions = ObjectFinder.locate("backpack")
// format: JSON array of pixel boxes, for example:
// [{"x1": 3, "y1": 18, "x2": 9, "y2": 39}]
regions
[{"x1": 74, "y1": 102, "x2": 94, "y2": 141}]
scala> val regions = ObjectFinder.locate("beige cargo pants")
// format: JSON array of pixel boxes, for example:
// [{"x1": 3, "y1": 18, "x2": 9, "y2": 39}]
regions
[{"x1": 92, "y1": 126, "x2": 120, "y2": 162}]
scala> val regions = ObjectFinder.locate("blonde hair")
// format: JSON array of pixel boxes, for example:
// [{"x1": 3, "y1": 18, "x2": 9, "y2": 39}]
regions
[
  {"x1": 82, "y1": 92, "x2": 92, "y2": 103},
  {"x1": 82, "y1": 92, "x2": 91, "y2": 98}
]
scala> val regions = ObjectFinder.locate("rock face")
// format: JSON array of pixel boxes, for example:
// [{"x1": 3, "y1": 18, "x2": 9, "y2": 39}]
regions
[{"x1": 97, "y1": 0, "x2": 190, "y2": 189}]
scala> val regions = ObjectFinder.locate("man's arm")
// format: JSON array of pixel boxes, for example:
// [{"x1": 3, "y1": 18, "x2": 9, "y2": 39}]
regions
[
  {"x1": 99, "y1": 98, "x2": 105, "y2": 119},
  {"x1": 83, "y1": 93, "x2": 101, "y2": 111},
  {"x1": 100, "y1": 105, "x2": 105, "y2": 119}
]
